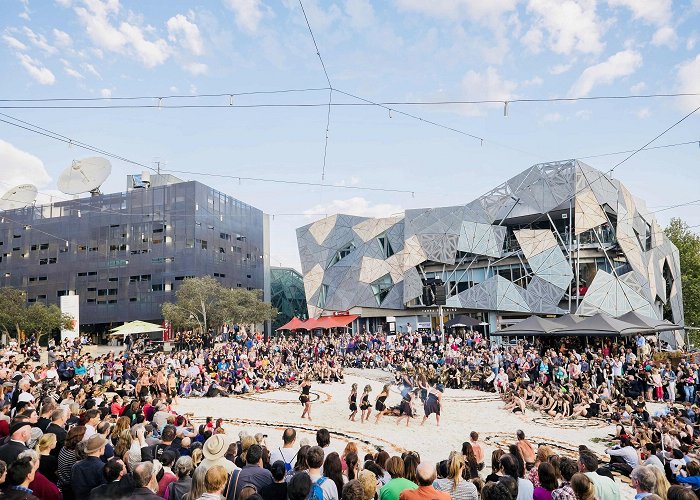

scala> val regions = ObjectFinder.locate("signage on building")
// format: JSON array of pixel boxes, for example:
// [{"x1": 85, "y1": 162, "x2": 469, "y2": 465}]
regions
[
  {"x1": 60, "y1": 295, "x2": 80, "y2": 341},
  {"x1": 332, "y1": 311, "x2": 350, "y2": 316}
]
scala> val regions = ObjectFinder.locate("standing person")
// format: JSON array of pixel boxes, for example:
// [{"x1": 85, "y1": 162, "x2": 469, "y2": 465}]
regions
[
  {"x1": 270, "y1": 428, "x2": 298, "y2": 472},
  {"x1": 433, "y1": 452, "x2": 479, "y2": 500},
  {"x1": 300, "y1": 375, "x2": 312, "y2": 420},
  {"x1": 307, "y1": 446, "x2": 339, "y2": 500},
  {"x1": 360, "y1": 386, "x2": 372, "y2": 423},
  {"x1": 396, "y1": 390, "x2": 416, "y2": 427},
  {"x1": 348, "y1": 384, "x2": 358, "y2": 422},
  {"x1": 375, "y1": 385, "x2": 390, "y2": 424},
  {"x1": 379, "y1": 456, "x2": 417, "y2": 500},
  {"x1": 420, "y1": 384, "x2": 443, "y2": 427},
  {"x1": 516, "y1": 431, "x2": 536, "y2": 470},
  {"x1": 469, "y1": 432, "x2": 485, "y2": 471}
]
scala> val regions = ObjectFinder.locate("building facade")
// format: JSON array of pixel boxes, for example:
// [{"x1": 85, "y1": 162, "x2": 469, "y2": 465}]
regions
[
  {"x1": 270, "y1": 266, "x2": 308, "y2": 331},
  {"x1": 296, "y1": 160, "x2": 684, "y2": 334},
  {"x1": 0, "y1": 175, "x2": 269, "y2": 329}
]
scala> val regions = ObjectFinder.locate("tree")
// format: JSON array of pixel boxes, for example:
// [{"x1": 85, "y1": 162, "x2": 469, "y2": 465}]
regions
[
  {"x1": 665, "y1": 218, "x2": 700, "y2": 329},
  {"x1": 161, "y1": 276, "x2": 277, "y2": 332},
  {"x1": 0, "y1": 287, "x2": 73, "y2": 342},
  {"x1": 19, "y1": 303, "x2": 73, "y2": 343}
]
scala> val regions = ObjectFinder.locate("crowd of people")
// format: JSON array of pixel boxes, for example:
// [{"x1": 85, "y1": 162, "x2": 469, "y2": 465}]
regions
[{"x1": 0, "y1": 324, "x2": 698, "y2": 499}]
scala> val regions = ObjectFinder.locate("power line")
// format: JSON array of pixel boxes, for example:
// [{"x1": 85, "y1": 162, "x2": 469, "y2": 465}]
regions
[
  {"x1": 577, "y1": 140, "x2": 700, "y2": 159},
  {"x1": 2, "y1": 90, "x2": 699, "y2": 106},
  {"x1": 0, "y1": 113, "x2": 414, "y2": 195},
  {"x1": 298, "y1": 0, "x2": 333, "y2": 182},
  {"x1": 160, "y1": 168, "x2": 414, "y2": 195}
]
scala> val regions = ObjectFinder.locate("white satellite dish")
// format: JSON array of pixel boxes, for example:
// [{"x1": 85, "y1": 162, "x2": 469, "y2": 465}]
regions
[
  {"x1": 57, "y1": 157, "x2": 112, "y2": 196},
  {"x1": 0, "y1": 184, "x2": 38, "y2": 211}
]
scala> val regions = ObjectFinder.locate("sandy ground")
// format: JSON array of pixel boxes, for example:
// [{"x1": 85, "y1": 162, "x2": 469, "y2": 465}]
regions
[{"x1": 174, "y1": 368, "x2": 635, "y2": 498}]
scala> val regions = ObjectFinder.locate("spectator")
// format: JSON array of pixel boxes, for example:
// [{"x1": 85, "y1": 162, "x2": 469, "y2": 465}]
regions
[
  {"x1": 5, "y1": 455, "x2": 40, "y2": 500},
  {"x1": 260, "y1": 460, "x2": 288, "y2": 500},
  {"x1": 501, "y1": 453, "x2": 534, "y2": 500},
  {"x1": 87, "y1": 458, "x2": 132, "y2": 500},
  {"x1": 570, "y1": 474, "x2": 595, "y2": 500},
  {"x1": 228, "y1": 444, "x2": 274, "y2": 500},
  {"x1": 0, "y1": 421, "x2": 31, "y2": 464},
  {"x1": 630, "y1": 466, "x2": 656, "y2": 500},
  {"x1": 533, "y1": 463, "x2": 558, "y2": 500},
  {"x1": 434, "y1": 451, "x2": 479, "y2": 500},
  {"x1": 379, "y1": 456, "x2": 417, "y2": 500},
  {"x1": 131, "y1": 461, "x2": 162, "y2": 499},
  {"x1": 577, "y1": 450, "x2": 619, "y2": 500},
  {"x1": 158, "y1": 449, "x2": 179, "y2": 497},
  {"x1": 269, "y1": 428, "x2": 298, "y2": 470},
  {"x1": 71, "y1": 434, "x2": 107, "y2": 498},
  {"x1": 343, "y1": 480, "x2": 365, "y2": 500},
  {"x1": 166, "y1": 456, "x2": 194, "y2": 500},
  {"x1": 287, "y1": 471, "x2": 312, "y2": 500},
  {"x1": 196, "y1": 465, "x2": 228, "y2": 500},
  {"x1": 399, "y1": 463, "x2": 450, "y2": 500}
]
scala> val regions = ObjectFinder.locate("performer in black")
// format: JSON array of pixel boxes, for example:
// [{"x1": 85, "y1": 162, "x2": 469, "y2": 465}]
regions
[
  {"x1": 348, "y1": 383, "x2": 358, "y2": 421},
  {"x1": 299, "y1": 374, "x2": 312, "y2": 420},
  {"x1": 421, "y1": 383, "x2": 443, "y2": 427}
]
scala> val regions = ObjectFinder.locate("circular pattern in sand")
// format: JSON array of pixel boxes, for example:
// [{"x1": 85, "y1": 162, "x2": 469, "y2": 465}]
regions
[
  {"x1": 235, "y1": 390, "x2": 332, "y2": 405},
  {"x1": 529, "y1": 416, "x2": 608, "y2": 429}
]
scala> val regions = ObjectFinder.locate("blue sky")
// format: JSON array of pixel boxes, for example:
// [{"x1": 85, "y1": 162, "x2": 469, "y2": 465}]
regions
[{"x1": 1, "y1": 0, "x2": 699, "y2": 270}]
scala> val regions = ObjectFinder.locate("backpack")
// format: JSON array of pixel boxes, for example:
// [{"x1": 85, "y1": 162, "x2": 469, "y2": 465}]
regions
[
  {"x1": 308, "y1": 476, "x2": 327, "y2": 500},
  {"x1": 279, "y1": 448, "x2": 296, "y2": 472}
]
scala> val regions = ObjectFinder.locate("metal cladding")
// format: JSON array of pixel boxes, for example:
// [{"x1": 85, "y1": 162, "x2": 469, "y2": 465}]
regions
[{"x1": 296, "y1": 160, "x2": 683, "y2": 327}]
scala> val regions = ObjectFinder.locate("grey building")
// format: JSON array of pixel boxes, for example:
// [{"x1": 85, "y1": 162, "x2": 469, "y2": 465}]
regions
[
  {"x1": 0, "y1": 174, "x2": 269, "y2": 329},
  {"x1": 296, "y1": 160, "x2": 683, "y2": 340}
]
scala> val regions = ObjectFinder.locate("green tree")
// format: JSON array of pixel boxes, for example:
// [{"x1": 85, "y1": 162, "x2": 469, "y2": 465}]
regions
[
  {"x1": 161, "y1": 276, "x2": 276, "y2": 332},
  {"x1": 0, "y1": 287, "x2": 73, "y2": 342},
  {"x1": 0, "y1": 287, "x2": 27, "y2": 337},
  {"x1": 20, "y1": 303, "x2": 73, "y2": 343},
  {"x1": 665, "y1": 218, "x2": 700, "y2": 329}
]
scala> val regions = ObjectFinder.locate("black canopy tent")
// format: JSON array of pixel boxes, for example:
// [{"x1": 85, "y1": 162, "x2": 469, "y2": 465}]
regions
[
  {"x1": 549, "y1": 314, "x2": 585, "y2": 328},
  {"x1": 444, "y1": 315, "x2": 481, "y2": 329},
  {"x1": 616, "y1": 311, "x2": 680, "y2": 332},
  {"x1": 551, "y1": 312, "x2": 649, "y2": 337},
  {"x1": 489, "y1": 315, "x2": 564, "y2": 336}
]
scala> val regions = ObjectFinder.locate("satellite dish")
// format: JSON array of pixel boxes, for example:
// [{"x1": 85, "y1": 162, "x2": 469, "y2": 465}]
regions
[
  {"x1": 57, "y1": 157, "x2": 112, "y2": 196},
  {"x1": 0, "y1": 184, "x2": 38, "y2": 211}
]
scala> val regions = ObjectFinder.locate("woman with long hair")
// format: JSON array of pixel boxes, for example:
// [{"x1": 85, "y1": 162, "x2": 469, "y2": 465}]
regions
[
  {"x1": 184, "y1": 464, "x2": 207, "y2": 500},
  {"x1": 287, "y1": 444, "x2": 310, "y2": 480},
  {"x1": 434, "y1": 451, "x2": 479, "y2": 500},
  {"x1": 360, "y1": 385, "x2": 373, "y2": 423},
  {"x1": 341, "y1": 442, "x2": 359, "y2": 473},
  {"x1": 324, "y1": 452, "x2": 345, "y2": 496},
  {"x1": 349, "y1": 383, "x2": 359, "y2": 421},
  {"x1": 111, "y1": 416, "x2": 131, "y2": 445},
  {"x1": 570, "y1": 473, "x2": 595, "y2": 500},
  {"x1": 650, "y1": 465, "x2": 670, "y2": 500},
  {"x1": 528, "y1": 446, "x2": 554, "y2": 487},
  {"x1": 345, "y1": 452, "x2": 360, "y2": 482},
  {"x1": 461, "y1": 442, "x2": 480, "y2": 479},
  {"x1": 299, "y1": 374, "x2": 312, "y2": 420},
  {"x1": 533, "y1": 462, "x2": 557, "y2": 500},
  {"x1": 375, "y1": 384, "x2": 390, "y2": 424},
  {"x1": 57, "y1": 425, "x2": 87, "y2": 500},
  {"x1": 403, "y1": 453, "x2": 420, "y2": 484},
  {"x1": 485, "y1": 449, "x2": 505, "y2": 483}
]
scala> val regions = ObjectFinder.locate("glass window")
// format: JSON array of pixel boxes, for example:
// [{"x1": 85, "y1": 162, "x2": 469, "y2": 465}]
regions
[{"x1": 370, "y1": 274, "x2": 394, "y2": 305}]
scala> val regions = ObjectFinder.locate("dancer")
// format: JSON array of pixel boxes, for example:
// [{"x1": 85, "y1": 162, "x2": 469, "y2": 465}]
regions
[
  {"x1": 299, "y1": 374, "x2": 312, "y2": 420},
  {"x1": 360, "y1": 384, "x2": 372, "y2": 423},
  {"x1": 374, "y1": 384, "x2": 390, "y2": 424},
  {"x1": 348, "y1": 383, "x2": 358, "y2": 421},
  {"x1": 396, "y1": 388, "x2": 417, "y2": 427},
  {"x1": 421, "y1": 383, "x2": 443, "y2": 426}
]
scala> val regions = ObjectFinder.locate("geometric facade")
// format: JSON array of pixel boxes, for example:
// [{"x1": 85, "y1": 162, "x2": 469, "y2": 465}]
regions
[
  {"x1": 270, "y1": 267, "x2": 308, "y2": 331},
  {"x1": 296, "y1": 160, "x2": 684, "y2": 327}
]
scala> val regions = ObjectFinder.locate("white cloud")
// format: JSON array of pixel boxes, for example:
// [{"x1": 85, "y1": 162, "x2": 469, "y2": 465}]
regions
[
  {"x1": 16, "y1": 53, "x2": 56, "y2": 85},
  {"x1": 575, "y1": 109, "x2": 592, "y2": 119},
  {"x1": 100, "y1": 88, "x2": 112, "y2": 97},
  {"x1": 74, "y1": 0, "x2": 127, "y2": 52},
  {"x1": 606, "y1": 0, "x2": 671, "y2": 25},
  {"x1": 636, "y1": 107, "x2": 651, "y2": 118},
  {"x1": 82, "y1": 62, "x2": 101, "y2": 78},
  {"x1": 525, "y1": 0, "x2": 605, "y2": 55},
  {"x1": 522, "y1": 76, "x2": 544, "y2": 86},
  {"x1": 688, "y1": 34, "x2": 698, "y2": 51},
  {"x1": 118, "y1": 22, "x2": 170, "y2": 67},
  {"x1": 569, "y1": 49, "x2": 642, "y2": 97},
  {"x1": 304, "y1": 197, "x2": 403, "y2": 218},
  {"x1": 169, "y1": 85, "x2": 178, "y2": 92},
  {"x1": 460, "y1": 67, "x2": 517, "y2": 115},
  {"x1": 23, "y1": 27, "x2": 57, "y2": 54},
  {"x1": 676, "y1": 54, "x2": 700, "y2": 111},
  {"x1": 550, "y1": 61, "x2": 575, "y2": 74},
  {"x1": 651, "y1": 26, "x2": 677, "y2": 47},
  {"x1": 344, "y1": 0, "x2": 375, "y2": 28},
  {"x1": 396, "y1": 0, "x2": 518, "y2": 22},
  {"x1": 2, "y1": 35, "x2": 27, "y2": 51},
  {"x1": 189, "y1": 83, "x2": 198, "y2": 94},
  {"x1": 52, "y1": 28, "x2": 72, "y2": 47},
  {"x1": 521, "y1": 28, "x2": 543, "y2": 52},
  {"x1": 0, "y1": 139, "x2": 52, "y2": 188},
  {"x1": 74, "y1": 0, "x2": 171, "y2": 67},
  {"x1": 167, "y1": 14, "x2": 204, "y2": 55},
  {"x1": 55, "y1": 0, "x2": 72, "y2": 6},
  {"x1": 183, "y1": 62, "x2": 208, "y2": 75},
  {"x1": 64, "y1": 67, "x2": 84, "y2": 79},
  {"x1": 543, "y1": 112, "x2": 562, "y2": 122},
  {"x1": 630, "y1": 81, "x2": 646, "y2": 93},
  {"x1": 224, "y1": 0, "x2": 265, "y2": 33}
]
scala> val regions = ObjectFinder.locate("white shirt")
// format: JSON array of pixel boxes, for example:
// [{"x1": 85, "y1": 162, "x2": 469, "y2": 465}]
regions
[
  {"x1": 516, "y1": 478, "x2": 534, "y2": 500},
  {"x1": 270, "y1": 446, "x2": 298, "y2": 468}
]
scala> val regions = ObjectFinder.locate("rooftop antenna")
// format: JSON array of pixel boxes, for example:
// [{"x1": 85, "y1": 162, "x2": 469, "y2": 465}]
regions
[
  {"x1": 0, "y1": 184, "x2": 38, "y2": 211},
  {"x1": 57, "y1": 157, "x2": 112, "y2": 197}
]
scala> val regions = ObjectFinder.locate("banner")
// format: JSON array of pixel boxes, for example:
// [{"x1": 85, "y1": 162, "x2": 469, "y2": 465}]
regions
[{"x1": 60, "y1": 295, "x2": 80, "y2": 341}]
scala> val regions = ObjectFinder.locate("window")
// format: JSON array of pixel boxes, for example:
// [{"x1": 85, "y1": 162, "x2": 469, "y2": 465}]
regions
[
  {"x1": 28, "y1": 277, "x2": 36, "y2": 282},
  {"x1": 141, "y1": 274, "x2": 151, "y2": 281},
  {"x1": 377, "y1": 233, "x2": 395, "y2": 259},
  {"x1": 30, "y1": 245, "x2": 37, "y2": 251},
  {"x1": 87, "y1": 287, "x2": 96, "y2": 292},
  {"x1": 49, "y1": 257, "x2": 56, "y2": 264},
  {"x1": 371, "y1": 274, "x2": 394, "y2": 305},
  {"x1": 88, "y1": 271, "x2": 97, "y2": 276},
  {"x1": 108, "y1": 277, "x2": 118, "y2": 282},
  {"x1": 39, "y1": 258, "x2": 47, "y2": 265},
  {"x1": 130, "y1": 297, "x2": 137, "y2": 302},
  {"x1": 39, "y1": 243, "x2": 49, "y2": 250},
  {"x1": 219, "y1": 247, "x2": 225, "y2": 253},
  {"x1": 57, "y1": 290, "x2": 68, "y2": 297},
  {"x1": 327, "y1": 242, "x2": 356, "y2": 268},
  {"x1": 317, "y1": 284, "x2": 328, "y2": 308},
  {"x1": 77, "y1": 272, "x2": 87, "y2": 277},
  {"x1": 151, "y1": 284, "x2": 164, "y2": 291},
  {"x1": 200, "y1": 240, "x2": 208, "y2": 250},
  {"x1": 89, "y1": 246, "x2": 98, "y2": 252},
  {"x1": 78, "y1": 245, "x2": 86, "y2": 252},
  {"x1": 87, "y1": 298, "x2": 96, "y2": 303},
  {"x1": 98, "y1": 289, "x2": 108, "y2": 296}
]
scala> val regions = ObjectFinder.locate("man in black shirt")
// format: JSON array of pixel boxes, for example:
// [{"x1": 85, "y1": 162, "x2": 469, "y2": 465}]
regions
[{"x1": 260, "y1": 461, "x2": 288, "y2": 500}]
